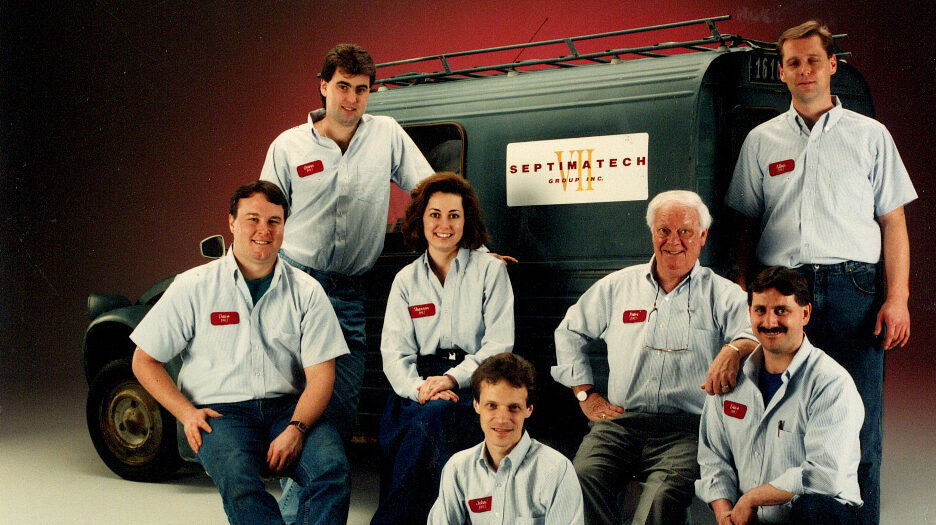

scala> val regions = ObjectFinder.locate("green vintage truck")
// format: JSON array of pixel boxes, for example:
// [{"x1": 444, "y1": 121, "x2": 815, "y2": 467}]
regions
[{"x1": 82, "y1": 16, "x2": 873, "y2": 481}]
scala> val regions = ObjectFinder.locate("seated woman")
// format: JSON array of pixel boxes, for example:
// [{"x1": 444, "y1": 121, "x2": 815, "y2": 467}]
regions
[{"x1": 370, "y1": 172, "x2": 515, "y2": 525}]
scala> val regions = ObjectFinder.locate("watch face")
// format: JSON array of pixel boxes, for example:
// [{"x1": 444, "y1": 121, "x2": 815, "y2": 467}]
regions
[{"x1": 576, "y1": 390, "x2": 588, "y2": 402}]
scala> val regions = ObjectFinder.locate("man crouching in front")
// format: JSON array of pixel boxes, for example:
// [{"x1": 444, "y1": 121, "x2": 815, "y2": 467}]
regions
[
  {"x1": 428, "y1": 353, "x2": 584, "y2": 524},
  {"x1": 130, "y1": 181, "x2": 350, "y2": 524}
]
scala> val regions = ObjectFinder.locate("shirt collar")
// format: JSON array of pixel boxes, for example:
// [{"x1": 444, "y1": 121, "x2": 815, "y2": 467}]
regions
[
  {"x1": 644, "y1": 255, "x2": 701, "y2": 292},
  {"x1": 420, "y1": 247, "x2": 469, "y2": 274},
  {"x1": 224, "y1": 247, "x2": 284, "y2": 289},
  {"x1": 742, "y1": 334, "x2": 816, "y2": 383},
  {"x1": 476, "y1": 430, "x2": 532, "y2": 473},
  {"x1": 785, "y1": 95, "x2": 844, "y2": 135},
  {"x1": 307, "y1": 109, "x2": 371, "y2": 141}
]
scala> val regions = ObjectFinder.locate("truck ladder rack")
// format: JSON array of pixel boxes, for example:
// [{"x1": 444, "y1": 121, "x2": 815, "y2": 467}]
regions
[{"x1": 374, "y1": 16, "x2": 849, "y2": 88}]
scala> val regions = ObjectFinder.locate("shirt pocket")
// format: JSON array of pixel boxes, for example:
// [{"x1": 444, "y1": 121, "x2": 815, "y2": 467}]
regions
[
  {"x1": 354, "y1": 164, "x2": 390, "y2": 204},
  {"x1": 264, "y1": 313, "x2": 303, "y2": 370},
  {"x1": 821, "y1": 147, "x2": 875, "y2": 214},
  {"x1": 773, "y1": 427, "x2": 806, "y2": 466}
]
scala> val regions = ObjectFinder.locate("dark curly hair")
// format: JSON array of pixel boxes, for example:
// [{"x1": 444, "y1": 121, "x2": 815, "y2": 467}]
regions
[
  {"x1": 402, "y1": 172, "x2": 488, "y2": 252},
  {"x1": 470, "y1": 353, "x2": 536, "y2": 406}
]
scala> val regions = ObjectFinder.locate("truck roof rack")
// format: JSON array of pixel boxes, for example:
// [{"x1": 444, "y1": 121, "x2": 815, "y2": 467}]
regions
[{"x1": 374, "y1": 15, "x2": 848, "y2": 88}]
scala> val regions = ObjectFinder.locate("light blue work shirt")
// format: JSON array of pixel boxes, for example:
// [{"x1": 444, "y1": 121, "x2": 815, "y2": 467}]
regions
[
  {"x1": 260, "y1": 109, "x2": 434, "y2": 276},
  {"x1": 696, "y1": 336, "x2": 863, "y2": 524},
  {"x1": 551, "y1": 258, "x2": 754, "y2": 415},
  {"x1": 381, "y1": 248, "x2": 514, "y2": 400},
  {"x1": 428, "y1": 431, "x2": 584, "y2": 525},
  {"x1": 130, "y1": 250, "x2": 349, "y2": 405},
  {"x1": 727, "y1": 98, "x2": 916, "y2": 267}
]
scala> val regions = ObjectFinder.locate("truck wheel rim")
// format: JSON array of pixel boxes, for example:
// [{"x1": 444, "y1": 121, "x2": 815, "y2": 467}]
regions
[{"x1": 100, "y1": 379, "x2": 164, "y2": 465}]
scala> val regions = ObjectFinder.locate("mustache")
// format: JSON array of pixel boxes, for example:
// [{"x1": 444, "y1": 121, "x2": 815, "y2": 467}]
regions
[{"x1": 758, "y1": 327, "x2": 787, "y2": 334}]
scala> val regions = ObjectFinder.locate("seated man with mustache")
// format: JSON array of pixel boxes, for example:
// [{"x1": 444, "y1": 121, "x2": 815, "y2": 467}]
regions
[{"x1": 696, "y1": 266, "x2": 863, "y2": 524}]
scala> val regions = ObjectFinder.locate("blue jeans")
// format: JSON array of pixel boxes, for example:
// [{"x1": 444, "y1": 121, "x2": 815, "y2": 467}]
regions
[
  {"x1": 279, "y1": 253, "x2": 367, "y2": 523},
  {"x1": 196, "y1": 396, "x2": 350, "y2": 525},
  {"x1": 794, "y1": 262, "x2": 883, "y2": 525},
  {"x1": 371, "y1": 387, "x2": 481, "y2": 524}
]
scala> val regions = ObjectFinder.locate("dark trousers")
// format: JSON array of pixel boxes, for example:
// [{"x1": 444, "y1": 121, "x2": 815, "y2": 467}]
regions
[
  {"x1": 789, "y1": 494, "x2": 859, "y2": 525},
  {"x1": 573, "y1": 412, "x2": 700, "y2": 525},
  {"x1": 795, "y1": 262, "x2": 882, "y2": 525},
  {"x1": 371, "y1": 356, "x2": 482, "y2": 525}
]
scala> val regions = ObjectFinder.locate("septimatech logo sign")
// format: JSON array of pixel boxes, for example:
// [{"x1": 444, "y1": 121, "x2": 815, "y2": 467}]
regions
[{"x1": 505, "y1": 133, "x2": 649, "y2": 206}]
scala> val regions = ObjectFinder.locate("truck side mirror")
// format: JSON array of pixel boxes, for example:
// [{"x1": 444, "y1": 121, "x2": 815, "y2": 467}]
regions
[{"x1": 200, "y1": 235, "x2": 225, "y2": 259}]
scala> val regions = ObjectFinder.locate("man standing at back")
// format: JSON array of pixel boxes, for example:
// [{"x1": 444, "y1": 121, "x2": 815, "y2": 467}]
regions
[
  {"x1": 260, "y1": 43, "x2": 434, "y2": 520},
  {"x1": 726, "y1": 21, "x2": 917, "y2": 524}
]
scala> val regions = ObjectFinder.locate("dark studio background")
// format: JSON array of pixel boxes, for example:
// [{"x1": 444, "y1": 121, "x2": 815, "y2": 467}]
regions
[{"x1": 2, "y1": 0, "x2": 934, "y2": 478}]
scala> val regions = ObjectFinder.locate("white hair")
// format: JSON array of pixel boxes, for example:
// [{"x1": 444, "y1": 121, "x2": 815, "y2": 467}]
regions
[{"x1": 645, "y1": 190, "x2": 712, "y2": 231}]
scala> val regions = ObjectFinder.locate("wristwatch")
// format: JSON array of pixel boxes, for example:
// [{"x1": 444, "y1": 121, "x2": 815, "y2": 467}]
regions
[
  {"x1": 287, "y1": 420, "x2": 309, "y2": 435},
  {"x1": 575, "y1": 387, "x2": 594, "y2": 402}
]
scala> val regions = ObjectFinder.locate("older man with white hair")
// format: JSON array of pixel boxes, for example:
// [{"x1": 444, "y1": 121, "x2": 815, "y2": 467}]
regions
[{"x1": 552, "y1": 190, "x2": 758, "y2": 525}]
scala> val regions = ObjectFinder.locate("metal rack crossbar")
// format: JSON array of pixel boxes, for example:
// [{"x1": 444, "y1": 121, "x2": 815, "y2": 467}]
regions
[
  {"x1": 374, "y1": 16, "x2": 849, "y2": 87},
  {"x1": 375, "y1": 16, "x2": 734, "y2": 86}
]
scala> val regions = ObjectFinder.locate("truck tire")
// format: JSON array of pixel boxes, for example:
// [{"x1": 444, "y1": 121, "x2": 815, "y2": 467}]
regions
[{"x1": 86, "y1": 359, "x2": 182, "y2": 481}]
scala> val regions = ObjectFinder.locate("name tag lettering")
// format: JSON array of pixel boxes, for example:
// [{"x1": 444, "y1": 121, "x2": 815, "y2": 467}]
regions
[
  {"x1": 623, "y1": 310, "x2": 647, "y2": 323},
  {"x1": 468, "y1": 496, "x2": 492, "y2": 513},
  {"x1": 297, "y1": 160, "x2": 324, "y2": 178},
  {"x1": 408, "y1": 303, "x2": 436, "y2": 318},
  {"x1": 723, "y1": 400, "x2": 747, "y2": 419},
  {"x1": 768, "y1": 159, "x2": 795, "y2": 177},
  {"x1": 210, "y1": 312, "x2": 239, "y2": 326}
]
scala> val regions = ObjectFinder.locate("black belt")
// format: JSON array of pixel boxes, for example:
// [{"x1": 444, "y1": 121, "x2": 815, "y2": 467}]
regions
[{"x1": 416, "y1": 348, "x2": 467, "y2": 377}]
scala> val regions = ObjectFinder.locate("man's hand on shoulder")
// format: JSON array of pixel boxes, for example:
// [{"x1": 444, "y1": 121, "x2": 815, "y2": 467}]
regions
[
  {"x1": 266, "y1": 425, "x2": 305, "y2": 475},
  {"x1": 875, "y1": 296, "x2": 910, "y2": 350},
  {"x1": 701, "y1": 341, "x2": 754, "y2": 395},
  {"x1": 179, "y1": 406, "x2": 222, "y2": 454}
]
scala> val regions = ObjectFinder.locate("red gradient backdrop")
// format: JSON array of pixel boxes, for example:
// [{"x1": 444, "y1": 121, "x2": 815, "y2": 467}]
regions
[{"x1": 2, "y1": 2, "x2": 933, "y2": 416}]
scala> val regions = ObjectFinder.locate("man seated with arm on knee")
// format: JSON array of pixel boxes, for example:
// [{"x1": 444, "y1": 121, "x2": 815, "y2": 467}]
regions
[
  {"x1": 428, "y1": 353, "x2": 584, "y2": 524},
  {"x1": 552, "y1": 190, "x2": 758, "y2": 525},
  {"x1": 130, "y1": 181, "x2": 350, "y2": 525},
  {"x1": 696, "y1": 266, "x2": 863, "y2": 524}
]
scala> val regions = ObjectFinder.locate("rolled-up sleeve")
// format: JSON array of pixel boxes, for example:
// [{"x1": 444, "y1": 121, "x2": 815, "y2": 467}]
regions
[
  {"x1": 713, "y1": 279, "x2": 756, "y2": 345},
  {"x1": 551, "y1": 277, "x2": 612, "y2": 388},
  {"x1": 380, "y1": 274, "x2": 424, "y2": 401},
  {"x1": 696, "y1": 394, "x2": 741, "y2": 505},
  {"x1": 770, "y1": 374, "x2": 863, "y2": 504}
]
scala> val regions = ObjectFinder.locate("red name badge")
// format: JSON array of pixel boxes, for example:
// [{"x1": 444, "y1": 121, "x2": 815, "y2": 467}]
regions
[
  {"x1": 623, "y1": 310, "x2": 647, "y2": 323},
  {"x1": 468, "y1": 496, "x2": 492, "y2": 513},
  {"x1": 297, "y1": 160, "x2": 324, "y2": 178},
  {"x1": 723, "y1": 400, "x2": 747, "y2": 419},
  {"x1": 768, "y1": 159, "x2": 795, "y2": 177},
  {"x1": 408, "y1": 303, "x2": 436, "y2": 318},
  {"x1": 210, "y1": 312, "x2": 239, "y2": 326}
]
